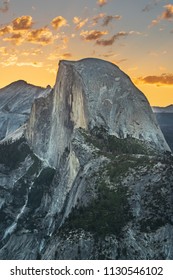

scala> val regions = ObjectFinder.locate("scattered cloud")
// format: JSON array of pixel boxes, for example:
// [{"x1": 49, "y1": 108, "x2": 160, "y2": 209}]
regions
[
  {"x1": 92, "y1": 13, "x2": 105, "y2": 25},
  {"x1": 112, "y1": 58, "x2": 127, "y2": 64},
  {"x1": 3, "y1": 33, "x2": 24, "y2": 45},
  {"x1": 27, "y1": 28, "x2": 53, "y2": 45},
  {"x1": 129, "y1": 30, "x2": 142, "y2": 35},
  {"x1": 51, "y1": 16, "x2": 67, "y2": 29},
  {"x1": 80, "y1": 30, "x2": 108, "y2": 41},
  {"x1": 101, "y1": 51, "x2": 119, "y2": 58},
  {"x1": 16, "y1": 62, "x2": 43, "y2": 68},
  {"x1": 162, "y1": 4, "x2": 173, "y2": 20},
  {"x1": 12, "y1": 16, "x2": 34, "y2": 30},
  {"x1": 137, "y1": 73, "x2": 173, "y2": 86},
  {"x1": 0, "y1": 25, "x2": 12, "y2": 36},
  {"x1": 73, "y1": 17, "x2": 88, "y2": 29},
  {"x1": 97, "y1": 0, "x2": 108, "y2": 7},
  {"x1": 96, "y1": 31, "x2": 128, "y2": 46},
  {"x1": 20, "y1": 48, "x2": 43, "y2": 56},
  {"x1": 0, "y1": 54, "x2": 17, "y2": 66},
  {"x1": 150, "y1": 4, "x2": 173, "y2": 27},
  {"x1": 61, "y1": 52, "x2": 72, "y2": 59},
  {"x1": 102, "y1": 15, "x2": 121, "y2": 26},
  {"x1": 0, "y1": 0, "x2": 9, "y2": 13},
  {"x1": 0, "y1": 46, "x2": 8, "y2": 55},
  {"x1": 142, "y1": 0, "x2": 162, "y2": 12}
]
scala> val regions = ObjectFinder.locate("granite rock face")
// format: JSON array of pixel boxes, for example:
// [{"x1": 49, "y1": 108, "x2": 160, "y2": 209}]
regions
[
  {"x1": 0, "y1": 58, "x2": 173, "y2": 260},
  {"x1": 26, "y1": 58, "x2": 170, "y2": 167},
  {"x1": 0, "y1": 80, "x2": 51, "y2": 141}
]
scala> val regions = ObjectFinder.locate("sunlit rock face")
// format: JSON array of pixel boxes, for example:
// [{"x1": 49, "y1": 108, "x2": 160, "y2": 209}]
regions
[
  {"x1": 0, "y1": 58, "x2": 172, "y2": 260},
  {"x1": 0, "y1": 80, "x2": 51, "y2": 141},
  {"x1": 26, "y1": 58, "x2": 170, "y2": 167}
]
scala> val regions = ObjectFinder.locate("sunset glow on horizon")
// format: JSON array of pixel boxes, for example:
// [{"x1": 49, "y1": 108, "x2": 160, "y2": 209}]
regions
[{"x1": 0, "y1": 0, "x2": 172, "y2": 106}]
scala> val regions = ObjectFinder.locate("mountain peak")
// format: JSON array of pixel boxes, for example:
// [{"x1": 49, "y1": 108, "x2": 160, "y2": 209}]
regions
[{"x1": 26, "y1": 57, "x2": 170, "y2": 167}]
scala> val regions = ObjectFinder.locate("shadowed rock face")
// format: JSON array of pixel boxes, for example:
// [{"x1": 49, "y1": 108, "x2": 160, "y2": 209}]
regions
[
  {"x1": 0, "y1": 58, "x2": 173, "y2": 260},
  {"x1": 26, "y1": 58, "x2": 170, "y2": 167},
  {"x1": 0, "y1": 80, "x2": 51, "y2": 141}
]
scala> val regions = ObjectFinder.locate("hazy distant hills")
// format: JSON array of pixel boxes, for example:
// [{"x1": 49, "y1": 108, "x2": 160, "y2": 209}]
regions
[
  {"x1": 152, "y1": 106, "x2": 173, "y2": 151},
  {"x1": 153, "y1": 105, "x2": 173, "y2": 113}
]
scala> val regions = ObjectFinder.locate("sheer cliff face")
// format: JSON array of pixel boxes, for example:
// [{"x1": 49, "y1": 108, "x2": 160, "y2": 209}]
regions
[
  {"x1": 26, "y1": 58, "x2": 170, "y2": 167},
  {"x1": 1, "y1": 58, "x2": 173, "y2": 260}
]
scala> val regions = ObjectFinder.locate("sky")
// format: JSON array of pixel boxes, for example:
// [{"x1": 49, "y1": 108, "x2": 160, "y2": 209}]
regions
[{"x1": 0, "y1": 0, "x2": 172, "y2": 106}]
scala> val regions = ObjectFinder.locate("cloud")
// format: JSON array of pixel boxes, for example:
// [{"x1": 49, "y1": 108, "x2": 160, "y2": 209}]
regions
[
  {"x1": 150, "y1": 4, "x2": 173, "y2": 26},
  {"x1": 73, "y1": 17, "x2": 88, "y2": 29},
  {"x1": 97, "y1": 0, "x2": 108, "y2": 7},
  {"x1": 16, "y1": 62, "x2": 43, "y2": 68},
  {"x1": 12, "y1": 15, "x2": 34, "y2": 30},
  {"x1": 51, "y1": 16, "x2": 67, "y2": 29},
  {"x1": 101, "y1": 51, "x2": 118, "y2": 58},
  {"x1": 3, "y1": 33, "x2": 24, "y2": 45},
  {"x1": 92, "y1": 13, "x2": 106, "y2": 25},
  {"x1": 92, "y1": 13, "x2": 121, "y2": 27},
  {"x1": 112, "y1": 58, "x2": 127, "y2": 64},
  {"x1": 0, "y1": 47, "x2": 8, "y2": 55},
  {"x1": 142, "y1": 0, "x2": 162, "y2": 12},
  {"x1": 138, "y1": 73, "x2": 173, "y2": 86},
  {"x1": 61, "y1": 52, "x2": 72, "y2": 58},
  {"x1": 0, "y1": 54, "x2": 17, "y2": 66},
  {"x1": 96, "y1": 31, "x2": 128, "y2": 46},
  {"x1": 102, "y1": 15, "x2": 121, "y2": 26},
  {"x1": 0, "y1": 0, "x2": 9, "y2": 13},
  {"x1": 162, "y1": 4, "x2": 173, "y2": 20},
  {"x1": 27, "y1": 28, "x2": 53, "y2": 45},
  {"x1": 0, "y1": 25, "x2": 12, "y2": 36},
  {"x1": 80, "y1": 30, "x2": 108, "y2": 41}
]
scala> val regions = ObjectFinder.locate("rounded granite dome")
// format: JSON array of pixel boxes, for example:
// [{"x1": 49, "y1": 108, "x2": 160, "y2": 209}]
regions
[
  {"x1": 58, "y1": 58, "x2": 170, "y2": 152},
  {"x1": 27, "y1": 57, "x2": 170, "y2": 167}
]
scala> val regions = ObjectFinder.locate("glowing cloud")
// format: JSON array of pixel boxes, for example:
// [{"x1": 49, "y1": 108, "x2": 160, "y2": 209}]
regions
[
  {"x1": 27, "y1": 28, "x2": 53, "y2": 45},
  {"x1": 97, "y1": 0, "x2": 108, "y2": 7},
  {"x1": 96, "y1": 32, "x2": 128, "y2": 46},
  {"x1": 0, "y1": 54, "x2": 18, "y2": 66},
  {"x1": 80, "y1": 30, "x2": 108, "y2": 41},
  {"x1": 138, "y1": 73, "x2": 173, "y2": 86},
  {"x1": 16, "y1": 62, "x2": 43, "y2": 68},
  {"x1": 73, "y1": 17, "x2": 88, "y2": 29},
  {"x1": 61, "y1": 53, "x2": 72, "y2": 59},
  {"x1": 51, "y1": 16, "x2": 67, "y2": 29},
  {"x1": 150, "y1": 4, "x2": 173, "y2": 27},
  {"x1": 3, "y1": 33, "x2": 24, "y2": 45},
  {"x1": 12, "y1": 16, "x2": 34, "y2": 30},
  {"x1": 0, "y1": 25, "x2": 12, "y2": 36},
  {"x1": 162, "y1": 4, "x2": 173, "y2": 20}
]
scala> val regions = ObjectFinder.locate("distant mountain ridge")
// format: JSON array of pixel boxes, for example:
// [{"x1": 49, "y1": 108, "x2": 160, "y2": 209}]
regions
[
  {"x1": 152, "y1": 105, "x2": 173, "y2": 113},
  {"x1": 0, "y1": 80, "x2": 51, "y2": 141}
]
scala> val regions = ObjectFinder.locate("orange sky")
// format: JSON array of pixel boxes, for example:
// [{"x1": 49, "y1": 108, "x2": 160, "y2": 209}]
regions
[{"x1": 0, "y1": 0, "x2": 172, "y2": 106}]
